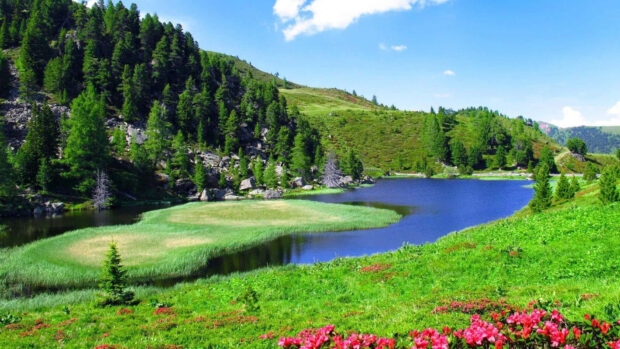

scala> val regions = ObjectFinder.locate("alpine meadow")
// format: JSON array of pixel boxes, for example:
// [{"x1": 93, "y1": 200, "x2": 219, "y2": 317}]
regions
[{"x1": 0, "y1": 1, "x2": 619, "y2": 349}]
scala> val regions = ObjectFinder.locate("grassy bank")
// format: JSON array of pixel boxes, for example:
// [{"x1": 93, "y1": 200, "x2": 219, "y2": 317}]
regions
[
  {"x1": 0, "y1": 200, "x2": 401, "y2": 292},
  {"x1": 0, "y1": 183, "x2": 618, "y2": 347}
]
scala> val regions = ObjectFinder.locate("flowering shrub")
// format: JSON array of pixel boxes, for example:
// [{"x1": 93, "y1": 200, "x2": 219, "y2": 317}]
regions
[{"x1": 276, "y1": 308, "x2": 620, "y2": 348}]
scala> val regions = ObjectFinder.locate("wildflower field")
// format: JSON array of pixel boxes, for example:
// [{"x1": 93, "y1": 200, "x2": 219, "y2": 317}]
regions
[{"x1": 0, "y1": 194, "x2": 618, "y2": 347}]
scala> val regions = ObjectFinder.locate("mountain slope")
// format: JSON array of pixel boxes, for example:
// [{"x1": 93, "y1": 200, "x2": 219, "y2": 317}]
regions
[{"x1": 539, "y1": 122, "x2": 620, "y2": 154}]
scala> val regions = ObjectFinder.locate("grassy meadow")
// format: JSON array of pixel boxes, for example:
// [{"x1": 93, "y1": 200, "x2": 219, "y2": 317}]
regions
[
  {"x1": 0, "y1": 200, "x2": 401, "y2": 293},
  {"x1": 0, "y1": 181, "x2": 618, "y2": 348}
]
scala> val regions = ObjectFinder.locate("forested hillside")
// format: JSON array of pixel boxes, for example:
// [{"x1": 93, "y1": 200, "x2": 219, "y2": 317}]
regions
[
  {"x1": 0, "y1": 0, "x2": 326, "y2": 215},
  {"x1": 540, "y1": 122, "x2": 620, "y2": 154},
  {"x1": 282, "y1": 86, "x2": 558, "y2": 174}
]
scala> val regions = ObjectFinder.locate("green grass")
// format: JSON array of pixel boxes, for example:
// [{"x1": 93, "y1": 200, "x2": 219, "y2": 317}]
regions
[
  {"x1": 0, "y1": 200, "x2": 401, "y2": 292},
  {"x1": 282, "y1": 187, "x2": 347, "y2": 197},
  {"x1": 0, "y1": 183, "x2": 618, "y2": 348},
  {"x1": 556, "y1": 151, "x2": 619, "y2": 173},
  {"x1": 280, "y1": 87, "x2": 378, "y2": 117}
]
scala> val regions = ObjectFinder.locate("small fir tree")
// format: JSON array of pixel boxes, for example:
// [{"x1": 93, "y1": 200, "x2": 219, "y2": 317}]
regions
[
  {"x1": 555, "y1": 173, "x2": 572, "y2": 200},
  {"x1": 569, "y1": 176, "x2": 580, "y2": 197},
  {"x1": 97, "y1": 243, "x2": 135, "y2": 307},
  {"x1": 280, "y1": 164, "x2": 289, "y2": 188},
  {"x1": 264, "y1": 159, "x2": 278, "y2": 188},
  {"x1": 253, "y1": 159, "x2": 264, "y2": 186},
  {"x1": 599, "y1": 167, "x2": 619, "y2": 205},
  {"x1": 193, "y1": 158, "x2": 207, "y2": 192},
  {"x1": 583, "y1": 163, "x2": 598, "y2": 182},
  {"x1": 529, "y1": 164, "x2": 552, "y2": 213}
]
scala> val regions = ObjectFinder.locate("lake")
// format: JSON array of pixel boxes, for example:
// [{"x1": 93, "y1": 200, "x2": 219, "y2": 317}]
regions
[{"x1": 1, "y1": 178, "x2": 533, "y2": 285}]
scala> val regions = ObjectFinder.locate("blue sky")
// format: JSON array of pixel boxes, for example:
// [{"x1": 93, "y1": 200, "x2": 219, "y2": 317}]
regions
[{"x1": 112, "y1": 0, "x2": 620, "y2": 127}]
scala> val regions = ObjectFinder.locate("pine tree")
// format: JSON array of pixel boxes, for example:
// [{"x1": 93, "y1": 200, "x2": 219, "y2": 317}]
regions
[
  {"x1": 494, "y1": 146, "x2": 507, "y2": 170},
  {"x1": 97, "y1": 243, "x2": 135, "y2": 307},
  {"x1": 63, "y1": 86, "x2": 109, "y2": 193},
  {"x1": 538, "y1": 146, "x2": 557, "y2": 173},
  {"x1": 290, "y1": 132, "x2": 310, "y2": 178},
  {"x1": 120, "y1": 65, "x2": 139, "y2": 121},
  {"x1": 43, "y1": 57, "x2": 63, "y2": 96},
  {"x1": 569, "y1": 176, "x2": 580, "y2": 197},
  {"x1": 583, "y1": 163, "x2": 598, "y2": 182},
  {"x1": 280, "y1": 164, "x2": 289, "y2": 188},
  {"x1": 15, "y1": 104, "x2": 59, "y2": 185},
  {"x1": 0, "y1": 19, "x2": 9, "y2": 49},
  {"x1": 171, "y1": 131, "x2": 189, "y2": 177},
  {"x1": 35, "y1": 158, "x2": 53, "y2": 192},
  {"x1": 253, "y1": 159, "x2": 264, "y2": 186},
  {"x1": 144, "y1": 101, "x2": 172, "y2": 164},
  {"x1": 176, "y1": 77, "x2": 197, "y2": 137},
  {"x1": 0, "y1": 125, "x2": 15, "y2": 197},
  {"x1": 599, "y1": 167, "x2": 619, "y2": 205},
  {"x1": 112, "y1": 127, "x2": 126, "y2": 156},
  {"x1": 224, "y1": 110, "x2": 240, "y2": 154},
  {"x1": 238, "y1": 148, "x2": 248, "y2": 179},
  {"x1": 529, "y1": 164, "x2": 552, "y2": 213},
  {"x1": 555, "y1": 173, "x2": 572, "y2": 200},
  {"x1": 193, "y1": 157, "x2": 206, "y2": 192},
  {"x1": 343, "y1": 149, "x2": 364, "y2": 180},
  {"x1": 0, "y1": 51, "x2": 10, "y2": 95},
  {"x1": 264, "y1": 158, "x2": 278, "y2": 188},
  {"x1": 218, "y1": 171, "x2": 227, "y2": 189},
  {"x1": 451, "y1": 141, "x2": 467, "y2": 168}
]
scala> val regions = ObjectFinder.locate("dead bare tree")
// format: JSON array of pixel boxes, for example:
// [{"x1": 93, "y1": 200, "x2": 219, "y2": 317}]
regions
[
  {"x1": 93, "y1": 169, "x2": 111, "y2": 211},
  {"x1": 323, "y1": 151, "x2": 343, "y2": 188}
]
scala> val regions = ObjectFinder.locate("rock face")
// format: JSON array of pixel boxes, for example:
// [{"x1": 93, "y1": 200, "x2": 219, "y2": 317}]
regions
[
  {"x1": 1, "y1": 102, "x2": 70, "y2": 149},
  {"x1": 571, "y1": 152, "x2": 586, "y2": 162},
  {"x1": 174, "y1": 178, "x2": 197, "y2": 196},
  {"x1": 239, "y1": 177, "x2": 256, "y2": 191},
  {"x1": 199, "y1": 189, "x2": 212, "y2": 202},
  {"x1": 264, "y1": 189, "x2": 283, "y2": 200},
  {"x1": 291, "y1": 177, "x2": 306, "y2": 188},
  {"x1": 340, "y1": 176, "x2": 354, "y2": 186}
]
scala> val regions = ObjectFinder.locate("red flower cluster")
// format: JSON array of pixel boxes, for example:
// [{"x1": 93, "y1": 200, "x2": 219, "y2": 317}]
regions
[
  {"x1": 277, "y1": 324, "x2": 395, "y2": 349},
  {"x1": 116, "y1": 308, "x2": 132, "y2": 316},
  {"x1": 360, "y1": 264, "x2": 392, "y2": 273},
  {"x1": 153, "y1": 307, "x2": 175, "y2": 316},
  {"x1": 276, "y1": 308, "x2": 620, "y2": 349}
]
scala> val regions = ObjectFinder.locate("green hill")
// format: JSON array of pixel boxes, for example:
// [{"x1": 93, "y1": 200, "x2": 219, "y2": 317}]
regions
[{"x1": 540, "y1": 122, "x2": 620, "y2": 154}]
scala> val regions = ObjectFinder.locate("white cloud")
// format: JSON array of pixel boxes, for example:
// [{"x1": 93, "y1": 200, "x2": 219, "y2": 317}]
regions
[
  {"x1": 379, "y1": 43, "x2": 407, "y2": 51},
  {"x1": 600, "y1": 101, "x2": 620, "y2": 126},
  {"x1": 443, "y1": 70, "x2": 455, "y2": 76},
  {"x1": 274, "y1": 0, "x2": 306, "y2": 21},
  {"x1": 550, "y1": 106, "x2": 588, "y2": 128},
  {"x1": 274, "y1": 0, "x2": 449, "y2": 41}
]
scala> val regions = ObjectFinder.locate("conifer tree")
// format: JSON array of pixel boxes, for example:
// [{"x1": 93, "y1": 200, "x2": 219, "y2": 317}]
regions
[
  {"x1": 280, "y1": 164, "x2": 289, "y2": 188},
  {"x1": 264, "y1": 158, "x2": 278, "y2": 188},
  {"x1": 494, "y1": 146, "x2": 507, "y2": 170},
  {"x1": 538, "y1": 146, "x2": 557, "y2": 173},
  {"x1": 63, "y1": 86, "x2": 109, "y2": 193},
  {"x1": 555, "y1": 173, "x2": 572, "y2": 200},
  {"x1": 97, "y1": 243, "x2": 135, "y2": 307},
  {"x1": 290, "y1": 132, "x2": 310, "y2": 178},
  {"x1": 451, "y1": 141, "x2": 467, "y2": 168},
  {"x1": 583, "y1": 163, "x2": 598, "y2": 182},
  {"x1": 120, "y1": 65, "x2": 139, "y2": 121},
  {"x1": 0, "y1": 51, "x2": 10, "y2": 95},
  {"x1": 569, "y1": 176, "x2": 580, "y2": 197},
  {"x1": 224, "y1": 110, "x2": 240, "y2": 154},
  {"x1": 599, "y1": 167, "x2": 619, "y2": 205},
  {"x1": 253, "y1": 159, "x2": 264, "y2": 186},
  {"x1": 112, "y1": 127, "x2": 126, "y2": 156},
  {"x1": 176, "y1": 77, "x2": 197, "y2": 137},
  {"x1": 343, "y1": 149, "x2": 364, "y2": 180},
  {"x1": 43, "y1": 57, "x2": 63, "y2": 96},
  {"x1": 238, "y1": 148, "x2": 248, "y2": 179},
  {"x1": 218, "y1": 171, "x2": 227, "y2": 189},
  {"x1": 193, "y1": 157, "x2": 206, "y2": 192},
  {"x1": 529, "y1": 164, "x2": 552, "y2": 213},
  {"x1": 0, "y1": 126, "x2": 15, "y2": 197},
  {"x1": 144, "y1": 101, "x2": 171, "y2": 164},
  {"x1": 0, "y1": 19, "x2": 9, "y2": 49},
  {"x1": 171, "y1": 131, "x2": 189, "y2": 177},
  {"x1": 16, "y1": 104, "x2": 59, "y2": 185}
]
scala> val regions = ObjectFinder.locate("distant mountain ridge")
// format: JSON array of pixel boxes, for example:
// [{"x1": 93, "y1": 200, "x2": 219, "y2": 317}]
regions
[{"x1": 539, "y1": 122, "x2": 620, "y2": 154}]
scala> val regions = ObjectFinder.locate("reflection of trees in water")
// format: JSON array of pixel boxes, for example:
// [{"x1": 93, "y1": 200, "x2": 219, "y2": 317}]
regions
[{"x1": 207, "y1": 235, "x2": 300, "y2": 275}]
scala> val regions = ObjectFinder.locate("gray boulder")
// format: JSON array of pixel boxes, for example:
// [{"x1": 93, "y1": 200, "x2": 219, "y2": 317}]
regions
[
  {"x1": 199, "y1": 189, "x2": 213, "y2": 202},
  {"x1": 264, "y1": 189, "x2": 283, "y2": 200},
  {"x1": 239, "y1": 177, "x2": 256, "y2": 191},
  {"x1": 174, "y1": 178, "x2": 197, "y2": 195},
  {"x1": 302, "y1": 185, "x2": 314, "y2": 191},
  {"x1": 291, "y1": 177, "x2": 306, "y2": 188},
  {"x1": 340, "y1": 176, "x2": 354, "y2": 186}
]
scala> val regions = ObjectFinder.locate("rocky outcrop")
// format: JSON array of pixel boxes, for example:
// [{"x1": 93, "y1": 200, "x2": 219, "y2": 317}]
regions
[
  {"x1": 1, "y1": 102, "x2": 70, "y2": 149},
  {"x1": 291, "y1": 177, "x2": 306, "y2": 188},
  {"x1": 264, "y1": 189, "x2": 283, "y2": 200},
  {"x1": 340, "y1": 176, "x2": 354, "y2": 186},
  {"x1": 239, "y1": 177, "x2": 256, "y2": 191},
  {"x1": 570, "y1": 152, "x2": 586, "y2": 162},
  {"x1": 32, "y1": 201, "x2": 65, "y2": 216}
]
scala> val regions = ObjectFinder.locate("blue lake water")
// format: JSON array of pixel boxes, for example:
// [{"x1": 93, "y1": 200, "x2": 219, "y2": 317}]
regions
[{"x1": 1, "y1": 178, "x2": 534, "y2": 286}]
